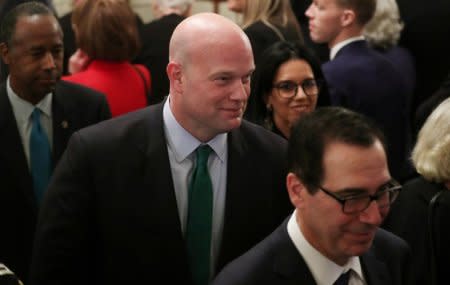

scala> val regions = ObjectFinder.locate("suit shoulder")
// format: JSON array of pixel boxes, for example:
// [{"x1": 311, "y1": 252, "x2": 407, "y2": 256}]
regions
[
  {"x1": 76, "y1": 104, "x2": 157, "y2": 144},
  {"x1": 213, "y1": 224, "x2": 286, "y2": 284},
  {"x1": 373, "y1": 228, "x2": 410, "y2": 255},
  {"x1": 239, "y1": 120, "x2": 287, "y2": 150},
  {"x1": 56, "y1": 80, "x2": 106, "y2": 102}
]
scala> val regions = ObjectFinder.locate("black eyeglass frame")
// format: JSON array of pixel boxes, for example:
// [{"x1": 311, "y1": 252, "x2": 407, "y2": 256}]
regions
[
  {"x1": 272, "y1": 78, "x2": 323, "y2": 99},
  {"x1": 316, "y1": 180, "x2": 402, "y2": 214}
]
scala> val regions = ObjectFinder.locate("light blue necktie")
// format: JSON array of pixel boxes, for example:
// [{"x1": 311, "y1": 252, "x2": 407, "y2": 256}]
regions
[
  {"x1": 186, "y1": 145, "x2": 213, "y2": 285},
  {"x1": 29, "y1": 108, "x2": 52, "y2": 204}
]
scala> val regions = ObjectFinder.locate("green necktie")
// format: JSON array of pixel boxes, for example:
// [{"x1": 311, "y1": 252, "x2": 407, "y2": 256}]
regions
[{"x1": 186, "y1": 145, "x2": 213, "y2": 285}]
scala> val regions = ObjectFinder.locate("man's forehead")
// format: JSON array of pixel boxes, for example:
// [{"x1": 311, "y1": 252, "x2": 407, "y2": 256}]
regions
[
  {"x1": 321, "y1": 141, "x2": 389, "y2": 190},
  {"x1": 13, "y1": 14, "x2": 60, "y2": 38}
]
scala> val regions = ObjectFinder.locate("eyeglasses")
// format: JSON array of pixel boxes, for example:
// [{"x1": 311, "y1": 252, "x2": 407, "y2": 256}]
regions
[
  {"x1": 317, "y1": 180, "x2": 402, "y2": 214},
  {"x1": 272, "y1": 79, "x2": 322, "y2": 99}
]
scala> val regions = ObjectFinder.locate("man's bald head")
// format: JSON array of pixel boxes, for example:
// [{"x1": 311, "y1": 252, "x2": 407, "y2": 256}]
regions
[
  {"x1": 169, "y1": 12, "x2": 252, "y2": 65},
  {"x1": 166, "y1": 12, "x2": 254, "y2": 142}
]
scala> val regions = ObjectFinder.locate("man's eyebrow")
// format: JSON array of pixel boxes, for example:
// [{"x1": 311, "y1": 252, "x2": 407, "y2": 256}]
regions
[{"x1": 335, "y1": 188, "x2": 368, "y2": 197}]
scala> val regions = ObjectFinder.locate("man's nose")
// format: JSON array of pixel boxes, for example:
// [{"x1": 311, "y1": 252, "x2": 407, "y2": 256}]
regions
[
  {"x1": 42, "y1": 52, "x2": 56, "y2": 69},
  {"x1": 230, "y1": 80, "x2": 249, "y2": 101},
  {"x1": 359, "y1": 200, "x2": 383, "y2": 226}
]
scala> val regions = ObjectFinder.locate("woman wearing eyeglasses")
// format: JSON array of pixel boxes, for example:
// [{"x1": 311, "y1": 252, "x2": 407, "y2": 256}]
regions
[{"x1": 245, "y1": 41, "x2": 330, "y2": 139}]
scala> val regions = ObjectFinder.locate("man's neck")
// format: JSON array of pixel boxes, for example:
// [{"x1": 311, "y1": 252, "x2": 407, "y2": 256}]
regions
[{"x1": 328, "y1": 26, "x2": 364, "y2": 49}]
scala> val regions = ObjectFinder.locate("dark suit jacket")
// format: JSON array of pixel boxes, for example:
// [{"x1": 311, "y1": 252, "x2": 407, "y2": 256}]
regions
[
  {"x1": 396, "y1": 0, "x2": 450, "y2": 115},
  {"x1": 244, "y1": 21, "x2": 302, "y2": 66},
  {"x1": 30, "y1": 103, "x2": 292, "y2": 284},
  {"x1": 413, "y1": 72, "x2": 450, "y2": 136},
  {"x1": 133, "y1": 14, "x2": 184, "y2": 104},
  {"x1": 323, "y1": 40, "x2": 412, "y2": 181},
  {"x1": 383, "y1": 176, "x2": 449, "y2": 284},
  {"x1": 59, "y1": 12, "x2": 76, "y2": 76},
  {"x1": 213, "y1": 218, "x2": 412, "y2": 285},
  {"x1": 0, "y1": 80, "x2": 111, "y2": 283}
]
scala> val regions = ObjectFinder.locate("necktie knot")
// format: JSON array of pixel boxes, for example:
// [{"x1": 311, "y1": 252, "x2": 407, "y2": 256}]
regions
[
  {"x1": 32, "y1": 107, "x2": 41, "y2": 124},
  {"x1": 196, "y1": 145, "x2": 212, "y2": 168},
  {"x1": 334, "y1": 270, "x2": 351, "y2": 285}
]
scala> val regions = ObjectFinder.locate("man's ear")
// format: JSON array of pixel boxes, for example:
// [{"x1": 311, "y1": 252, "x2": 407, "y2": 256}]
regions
[
  {"x1": 287, "y1": 172, "x2": 308, "y2": 209},
  {"x1": 0, "y1": 42, "x2": 10, "y2": 65},
  {"x1": 167, "y1": 61, "x2": 183, "y2": 93},
  {"x1": 341, "y1": 9, "x2": 356, "y2": 27}
]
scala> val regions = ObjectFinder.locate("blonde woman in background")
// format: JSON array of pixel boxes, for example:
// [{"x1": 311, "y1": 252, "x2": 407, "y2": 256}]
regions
[
  {"x1": 383, "y1": 97, "x2": 450, "y2": 285},
  {"x1": 227, "y1": 0, "x2": 302, "y2": 65}
]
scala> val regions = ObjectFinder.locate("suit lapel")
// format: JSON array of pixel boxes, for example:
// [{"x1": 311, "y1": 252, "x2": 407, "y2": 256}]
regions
[
  {"x1": 361, "y1": 248, "x2": 391, "y2": 285},
  {"x1": 272, "y1": 220, "x2": 317, "y2": 284},
  {"x1": 140, "y1": 103, "x2": 186, "y2": 244},
  {"x1": 0, "y1": 83, "x2": 36, "y2": 210},
  {"x1": 51, "y1": 86, "x2": 73, "y2": 165},
  {"x1": 217, "y1": 127, "x2": 252, "y2": 267}
]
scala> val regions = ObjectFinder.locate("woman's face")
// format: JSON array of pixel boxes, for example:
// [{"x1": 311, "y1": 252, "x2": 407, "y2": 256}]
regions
[
  {"x1": 227, "y1": 0, "x2": 246, "y2": 13},
  {"x1": 266, "y1": 58, "x2": 319, "y2": 137}
]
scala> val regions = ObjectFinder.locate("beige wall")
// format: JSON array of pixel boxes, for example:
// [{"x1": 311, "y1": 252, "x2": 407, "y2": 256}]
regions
[{"x1": 54, "y1": 0, "x2": 240, "y2": 24}]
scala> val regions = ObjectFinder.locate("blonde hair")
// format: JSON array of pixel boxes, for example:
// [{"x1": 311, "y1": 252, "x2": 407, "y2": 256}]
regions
[
  {"x1": 412, "y1": 97, "x2": 450, "y2": 182},
  {"x1": 241, "y1": 0, "x2": 300, "y2": 37},
  {"x1": 364, "y1": 0, "x2": 403, "y2": 49}
]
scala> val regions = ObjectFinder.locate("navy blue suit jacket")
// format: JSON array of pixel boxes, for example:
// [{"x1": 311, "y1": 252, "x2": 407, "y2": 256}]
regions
[
  {"x1": 0, "y1": 80, "x2": 111, "y2": 283},
  {"x1": 30, "y1": 103, "x2": 292, "y2": 284},
  {"x1": 323, "y1": 40, "x2": 412, "y2": 181},
  {"x1": 213, "y1": 218, "x2": 412, "y2": 285}
]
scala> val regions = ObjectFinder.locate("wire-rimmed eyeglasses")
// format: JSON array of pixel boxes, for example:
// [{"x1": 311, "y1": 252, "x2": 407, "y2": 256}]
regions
[
  {"x1": 272, "y1": 79, "x2": 322, "y2": 99},
  {"x1": 317, "y1": 179, "x2": 402, "y2": 214}
]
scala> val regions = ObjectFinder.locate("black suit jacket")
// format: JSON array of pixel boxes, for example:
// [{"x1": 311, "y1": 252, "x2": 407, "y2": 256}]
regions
[
  {"x1": 413, "y1": 72, "x2": 450, "y2": 136},
  {"x1": 0, "y1": 80, "x2": 111, "y2": 283},
  {"x1": 323, "y1": 40, "x2": 412, "y2": 181},
  {"x1": 383, "y1": 176, "x2": 449, "y2": 284},
  {"x1": 30, "y1": 102, "x2": 292, "y2": 284},
  {"x1": 133, "y1": 14, "x2": 184, "y2": 104},
  {"x1": 213, "y1": 218, "x2": 412, "y2": 285},
  {"x1": 396, "y1": 0, "x2": 450, "y2": 115},
  {"x1": 244, "y1": 21, "x2": 302, "y2": 66}
]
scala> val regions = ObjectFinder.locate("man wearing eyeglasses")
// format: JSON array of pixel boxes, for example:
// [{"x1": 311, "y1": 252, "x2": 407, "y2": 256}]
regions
[{"x1": 213, "y1": 107, "x2": 412, "y2": 285}]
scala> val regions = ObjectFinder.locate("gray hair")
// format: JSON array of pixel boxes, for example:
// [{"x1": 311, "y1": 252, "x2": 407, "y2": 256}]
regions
[
  {"x1": 412, "y1": 97, "x2": 450, "y2": 182},
  {"x1": 364, "y1": 0, "x2": 403, "y2": 49},
  {"x1": 154, "y1": 0, "x2": 193, "y2": 15}
]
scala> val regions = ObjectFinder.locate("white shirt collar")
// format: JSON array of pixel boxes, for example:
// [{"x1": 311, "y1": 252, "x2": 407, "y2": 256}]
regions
[
  {"x1": 163, "y1": 97, "x2": 227, "y2": 162},
  {"x1": 287, "y1": 210, "x2": 365, "y2": 285},
  {"x1": 6, "y1": 76, "x2": 53, "y2": 121},
  {"x1": 330, "y1": 36, "x2": 365, "y2": 60}
]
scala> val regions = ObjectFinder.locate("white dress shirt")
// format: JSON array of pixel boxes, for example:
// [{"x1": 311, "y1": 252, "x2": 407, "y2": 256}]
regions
[
  {"x1": 287, "y1": 210, "x2": 366, "y2": 285},
  {"x1": 6, "y1": 77, "x2": 53, "y2": 169},
  {"x1": 163, "y1": 98, "x2": 227, "y2": 275}
]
